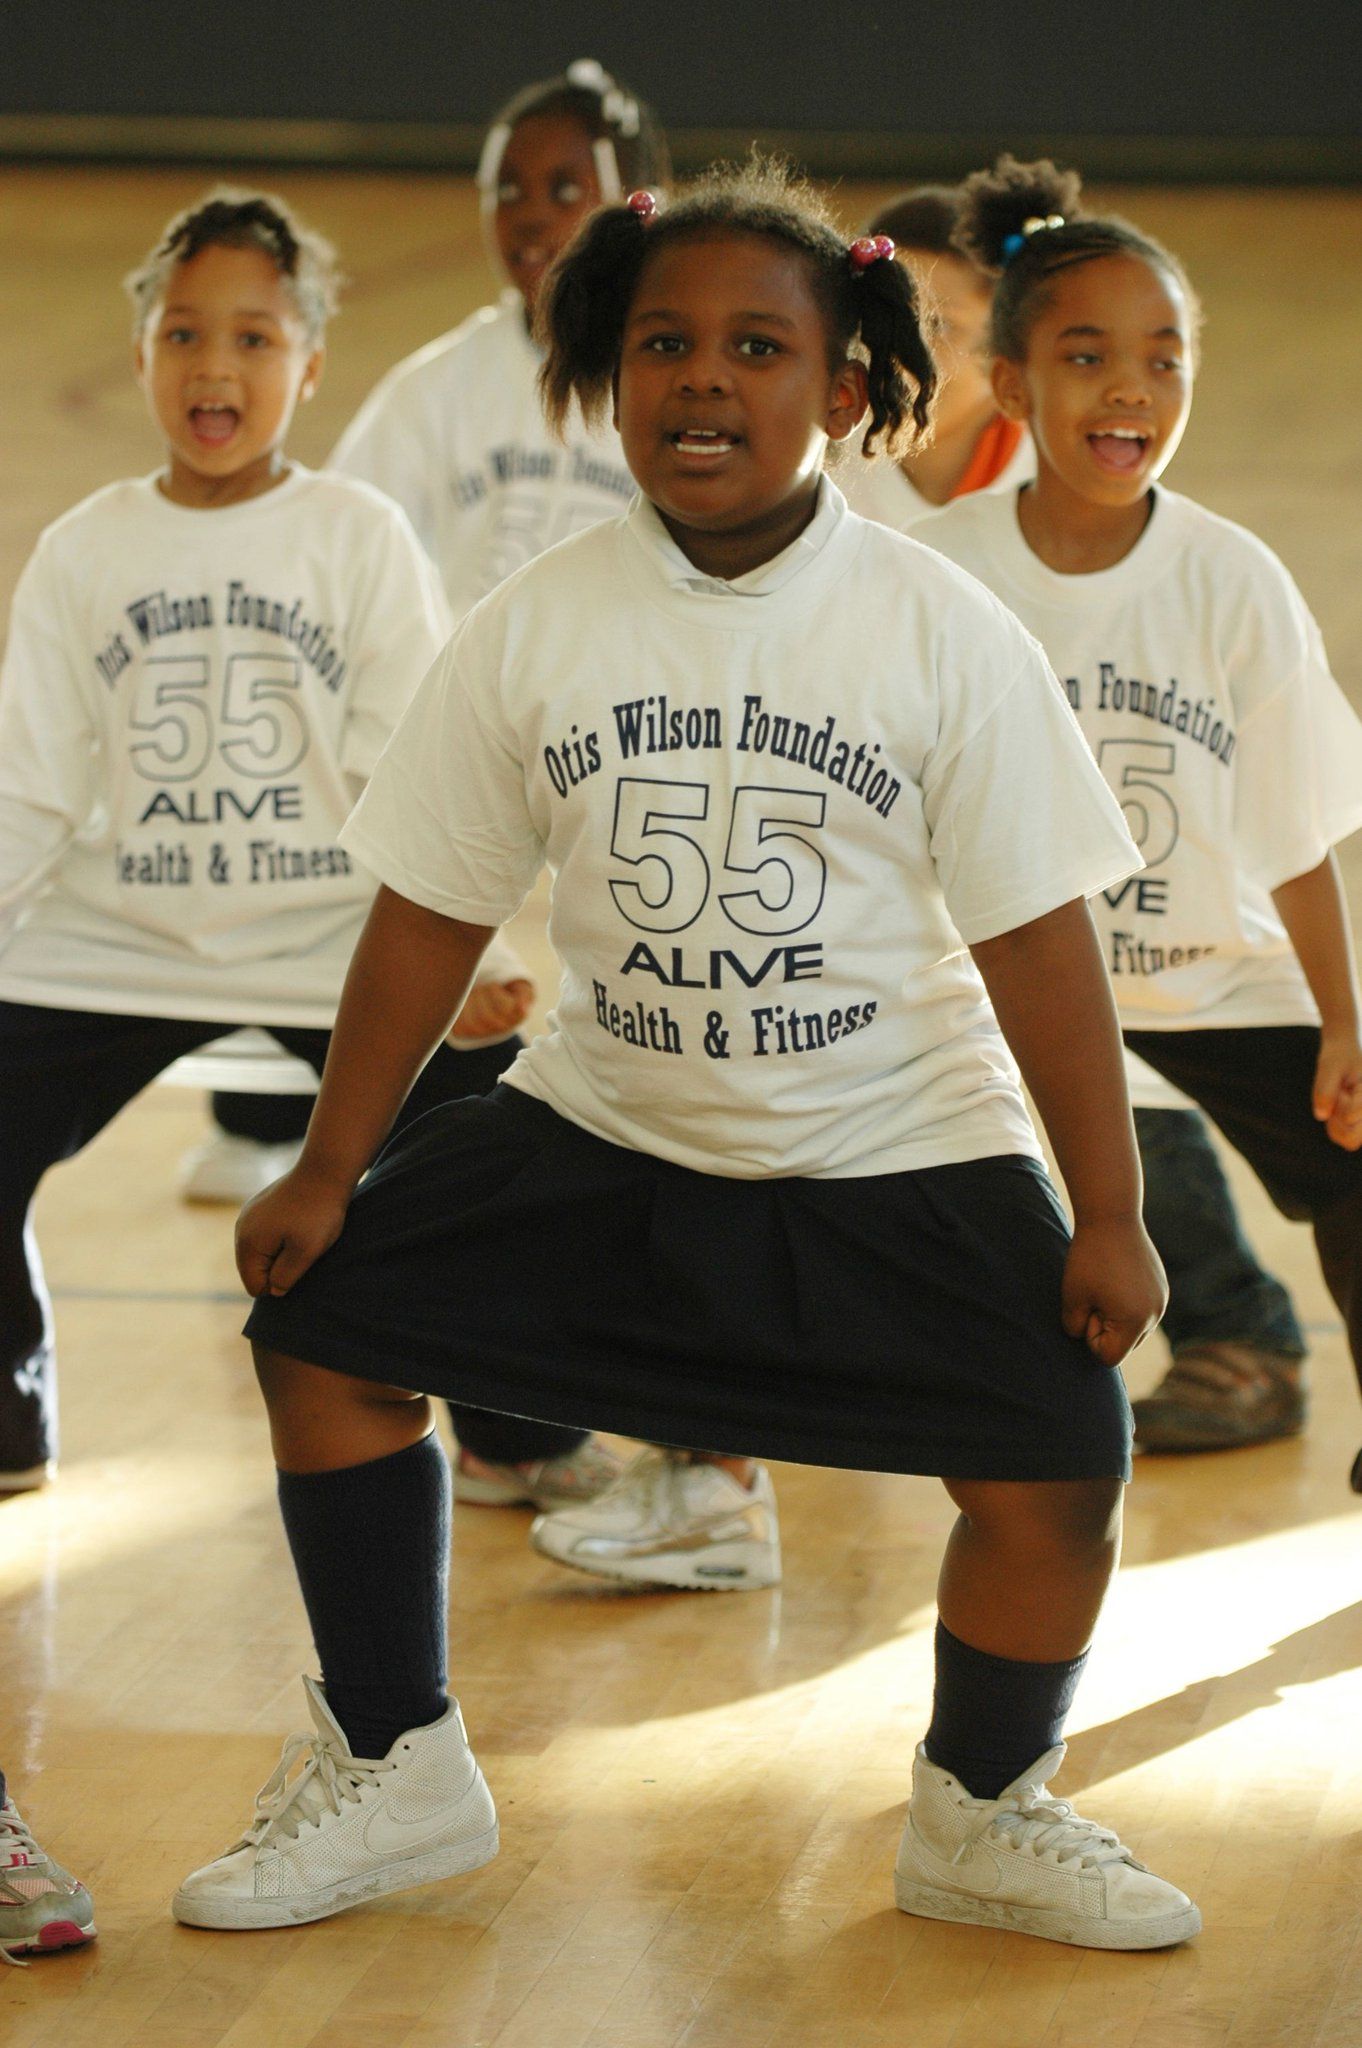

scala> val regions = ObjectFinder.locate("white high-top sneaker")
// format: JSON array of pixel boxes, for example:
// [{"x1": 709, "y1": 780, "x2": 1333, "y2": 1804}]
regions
[
  {"x1": 173, "y1": 1677, "x2": 498, "y2": 1930},
  {"x1": 529, "y1": 1448, "x2": 781, "y2": 1590},
  {"x1": 895, "y1": 1743, "x2": 1201, "y2": 1950}
]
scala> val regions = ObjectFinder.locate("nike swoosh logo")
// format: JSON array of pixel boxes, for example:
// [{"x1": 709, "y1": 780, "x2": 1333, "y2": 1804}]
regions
[
  {"x1": 901, "y1": 1822, "x2": 1003, "y2": 1894},
  {"x1": 363, "y1": 1805, "x2": 469, "y2": 1859}
]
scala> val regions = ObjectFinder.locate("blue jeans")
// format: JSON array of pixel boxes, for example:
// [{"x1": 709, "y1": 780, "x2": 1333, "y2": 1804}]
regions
[{"x1": 1135, "y1": 1107, "x2": 1305, "y2": 1356}]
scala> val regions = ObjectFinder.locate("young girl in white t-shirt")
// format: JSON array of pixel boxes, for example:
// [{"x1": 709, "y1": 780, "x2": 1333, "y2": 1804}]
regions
[
  {"x1": 0, "y1": 188, "x2": 529, "y2": 1489},
  {"x1": 330, "y1": 59, "x2": 671, "y2": 621},
  {"x1": 843, "y1": 180, "x2": 1308, "y2": 1456},
  {"x1": 922, "y1": 156, "x2": 1362, "y2": 1478},
  {"x1": 173, "y1": 161, "x2": 1202, "y2": 1953},
  {"x1": 332, "y1": 63, "x2": 764, "y2": 1540}
]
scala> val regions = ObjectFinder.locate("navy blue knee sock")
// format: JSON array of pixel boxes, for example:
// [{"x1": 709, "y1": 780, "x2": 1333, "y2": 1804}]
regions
[
  {"x1": 276, "y1": 1433, "x2": 450, "y2": 1759},
  {"x1": 925, "y1": 1620, "x2": 1088, "y2": 1799}
]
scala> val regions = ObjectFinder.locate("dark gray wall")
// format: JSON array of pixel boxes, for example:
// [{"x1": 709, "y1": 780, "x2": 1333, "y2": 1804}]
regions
[{"x1": 8, "y1": 1, "x2": 1362, "y2": 174}]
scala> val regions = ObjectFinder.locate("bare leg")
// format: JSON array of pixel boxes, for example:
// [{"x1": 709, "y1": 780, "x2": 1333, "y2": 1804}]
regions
[
  {"x1": 937, "y1": 1476, "x2": 1123, "y2": 1662},
  {"x1": 253, "y1": 1346, "x2": 431, "y2": 1474}
]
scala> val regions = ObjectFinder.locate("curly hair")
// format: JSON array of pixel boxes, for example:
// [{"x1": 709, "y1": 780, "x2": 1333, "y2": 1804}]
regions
[{"x1": 954, "y1": 153, "x2": 1200, "y2": 361}]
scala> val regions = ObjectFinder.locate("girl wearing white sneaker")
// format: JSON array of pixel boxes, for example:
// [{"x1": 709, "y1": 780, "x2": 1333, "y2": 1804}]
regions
[
  {"x1": 177, "y1": 163, "x2": 1199, "y2": 1949},
  {"x1": 328, "y1": 60, "x2": 769, "y2": 1565}
]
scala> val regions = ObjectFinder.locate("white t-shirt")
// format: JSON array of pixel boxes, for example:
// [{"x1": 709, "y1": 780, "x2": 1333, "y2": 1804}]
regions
[
  {"x1": 836, "y1": 422, "x2": 1035, "y2": 533},
  {"x1": 342, "y1": 482, "x2": 1141, "y2": 1179},
  {"x1": 330, "y1": 293, "x2": 637, "y2": 622},
  {"x1": 0, "y1": 467, "x2": 459, "y2": 1025},
  {"x1": 921, "y1": 486, "x2": 1362, "y2": 1040}
]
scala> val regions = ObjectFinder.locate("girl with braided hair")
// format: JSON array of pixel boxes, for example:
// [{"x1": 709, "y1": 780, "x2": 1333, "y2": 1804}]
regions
[
  {"x1": 0, "y1": 185, "x2": 530, "y2": 1488},
  {"x1": 176, "y1": 160, "x2": 1198, "y2": 1951}
]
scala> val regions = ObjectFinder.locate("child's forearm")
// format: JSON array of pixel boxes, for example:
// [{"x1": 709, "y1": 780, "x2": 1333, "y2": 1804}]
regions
[
  {"x1": 970, "y1": 898, "x2": 1142, "y2": 1223},
  {"x1": 301, "y1": 884, "x2": 495, "y2": 1193},
  {"x1": 1272, "y1": 851, "x2": 1361, "y2": 1039}
]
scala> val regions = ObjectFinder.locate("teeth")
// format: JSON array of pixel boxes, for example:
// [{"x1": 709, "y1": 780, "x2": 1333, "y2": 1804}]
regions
[{"x1": 1100, "y1": 427, "x2": 1146, "y2": 440}]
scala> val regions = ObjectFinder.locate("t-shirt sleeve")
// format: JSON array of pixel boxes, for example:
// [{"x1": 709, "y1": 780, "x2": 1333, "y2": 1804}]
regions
[
  {"x1": 330, "y1": 370, "x2": 442, "y2": 567},
  {"x1": 1231, "y1": 580, "x2": 1362, "y2": 891},
  {"x1": 924, "y1": 636, "x2": 1142, "y2": 945},
  {"x1": 339, "y1": 624, "x2": 544, "y2": 929},
  {"x1": 0, "y1": 541, "x2": 97, "y2": 924},
  {"x1": 338, "y1": 498, "x2": 455, "y2": 782}
]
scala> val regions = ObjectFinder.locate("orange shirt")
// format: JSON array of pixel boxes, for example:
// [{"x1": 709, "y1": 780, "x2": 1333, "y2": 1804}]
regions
[{"x1": 952, "y1": 414, "x2": 1025, "y2": 500}]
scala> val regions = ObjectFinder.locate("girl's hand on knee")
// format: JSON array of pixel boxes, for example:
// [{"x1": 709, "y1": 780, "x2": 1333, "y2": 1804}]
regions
[
  {"x1": 1061, "y1": 1218, "x2": 1168, "y2": 1367},
  {"x1": 236, "y1": 1168, "x2": 351, "y2": 1298}
]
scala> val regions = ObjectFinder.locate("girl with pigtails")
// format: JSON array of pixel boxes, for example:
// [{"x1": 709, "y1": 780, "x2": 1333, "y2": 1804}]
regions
[{"x1": 175, "y1": 161, "x2": 1201, "y2": 1954}]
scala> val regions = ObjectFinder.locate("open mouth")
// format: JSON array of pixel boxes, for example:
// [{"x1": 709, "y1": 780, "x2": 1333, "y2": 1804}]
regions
[
  {"x1": 189, "y1": 404, "x2": 240, "y2": 447},
  {"x1": 669, "y1": 427, "x2": 739, "y2": 460},
  {"x1": 1086, "y1": 425, "x2": 1151, "y2": 474}
]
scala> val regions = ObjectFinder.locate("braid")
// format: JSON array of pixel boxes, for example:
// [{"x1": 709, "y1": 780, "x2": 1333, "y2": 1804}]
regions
[
  {"x1": 125, "y1": 184, "x2": 340, "y2": 339},
  {"x1": 482, "y1": 61, "x2": 671, "y2": 201},
  {"x1": 537, "y1": 155, "x2": 936, "y2": 454},
  {"x1": 954, "y1": 153, "x2": 1199, "y2": 361}
]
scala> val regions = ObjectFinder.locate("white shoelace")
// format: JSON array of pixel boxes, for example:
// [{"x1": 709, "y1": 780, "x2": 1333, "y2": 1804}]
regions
[
  {"x1": 242, "y1": 1732, "x2": 396, "y2": 1850},
  {"x1": 953, "y1": 1789, "x2": 1133, "y2": 1871}
]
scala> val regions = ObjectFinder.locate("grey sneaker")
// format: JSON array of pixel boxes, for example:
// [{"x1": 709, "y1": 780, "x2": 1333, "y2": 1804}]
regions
[
  {"x1": 0, "y1": 1798, "x2": 95, "y2": 1962},
  {"x1": 529, "y1": 1448, "x2": 781, "y2": 1590},
  {"x1": 453, "y1": 1434, "x2": 625, "y2": 1508},
  {"x1": 895, "y1": 1744, "x2": 1201, "y2": 1950},
  {"x1": 1133, "y1": 1341, "x2": 1306, "y2": 1451}
]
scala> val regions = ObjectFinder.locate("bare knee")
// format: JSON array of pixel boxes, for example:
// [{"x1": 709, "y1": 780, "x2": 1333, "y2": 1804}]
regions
[
  {"x1": 252, "y1": 1344, "x2": 422, "y2": 1416},
  {"x1": 945, "y1": 1475, "x2": 1123, "y2": 1567}
]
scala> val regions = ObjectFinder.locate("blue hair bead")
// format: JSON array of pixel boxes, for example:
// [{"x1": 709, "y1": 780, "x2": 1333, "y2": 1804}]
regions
[{"x1": 1000, "y1": 232, "x2": 1027, "y2": 263}]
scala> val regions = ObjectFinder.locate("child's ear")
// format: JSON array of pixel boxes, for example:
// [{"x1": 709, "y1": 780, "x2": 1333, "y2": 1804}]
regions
[
  {"x1": 992, "y1": 354, "x2": 1030, "y2": 423},
  {"x1": 826, "y1": 359, "x2": 869, "y2": 444},
  {"x1": 299, "y1": 345, "x2": 325, "y2": 405}
]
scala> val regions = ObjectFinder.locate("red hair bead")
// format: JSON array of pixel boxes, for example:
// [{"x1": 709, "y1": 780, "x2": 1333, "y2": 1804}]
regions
[
  {"x1": 850, "y1": 233, "x2": 895, "y2": 269},
  {"x1": 627, "y1": 189, "x2": 658, "y2": 219}
]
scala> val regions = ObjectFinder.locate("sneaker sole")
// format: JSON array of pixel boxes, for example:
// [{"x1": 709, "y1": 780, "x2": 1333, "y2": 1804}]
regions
[
  {"x1": 171, "y1": 1821, "x2": 500, "y2": 1931},
  {"x1": 531, "y1": 1533, "x2": 781, "y2": 1592},
  {"x1": 894, "y1": 1873, "x2": 1201, "y2": 1950},
  {"x1": 8, "y1": 1919, "x2": 97, "y2": 1955}
]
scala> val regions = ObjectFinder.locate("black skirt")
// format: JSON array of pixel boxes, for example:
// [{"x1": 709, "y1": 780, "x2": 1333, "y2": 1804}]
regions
[{"x1": 245, "y1": 1086, "x2": 1132, "y2": 1481}]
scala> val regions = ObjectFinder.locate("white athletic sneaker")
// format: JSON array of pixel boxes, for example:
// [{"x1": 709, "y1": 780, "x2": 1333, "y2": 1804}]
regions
[
  {"x1": 529, "y1": 1448, "x2": 781, "y2": 1590},
  {"x1": 453, "y1": 1434, "x2": 625, "y2": 1508},
  {"x1": 172, "y1": 1676, "x2": 498, "y2": 1930},
  {"x1": 0, "y1": 1798, "x2": 95, "y2": 1963},
  {"x1": 178, "y1": 1132, "x2": 304, "y2": 1205},
  {"x1": 895, "y1": 1743, "x2": 1201, "y2": 1950}
]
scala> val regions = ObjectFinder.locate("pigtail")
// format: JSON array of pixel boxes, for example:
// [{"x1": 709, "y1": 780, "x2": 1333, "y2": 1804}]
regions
[
  {"x1": 953, "y1": 155, "x2": 1083, "y2": 275},
  {"x1": 852, "y1": 255, "x2": 937, "y2": 457},
  {"x1": 536, "y1": 205, "x2": 652, "y2": 435}
]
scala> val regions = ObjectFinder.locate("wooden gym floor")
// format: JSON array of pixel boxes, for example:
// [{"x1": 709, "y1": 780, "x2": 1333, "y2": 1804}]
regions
[{"x1": 2, "y1": 168, "x2": 1361, "y2": 2047}]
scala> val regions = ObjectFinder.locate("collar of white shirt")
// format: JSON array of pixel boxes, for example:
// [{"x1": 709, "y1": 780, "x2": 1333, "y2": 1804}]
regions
[{"x1": 629, "y1": 476, "x2": 846, "y2": 597}]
